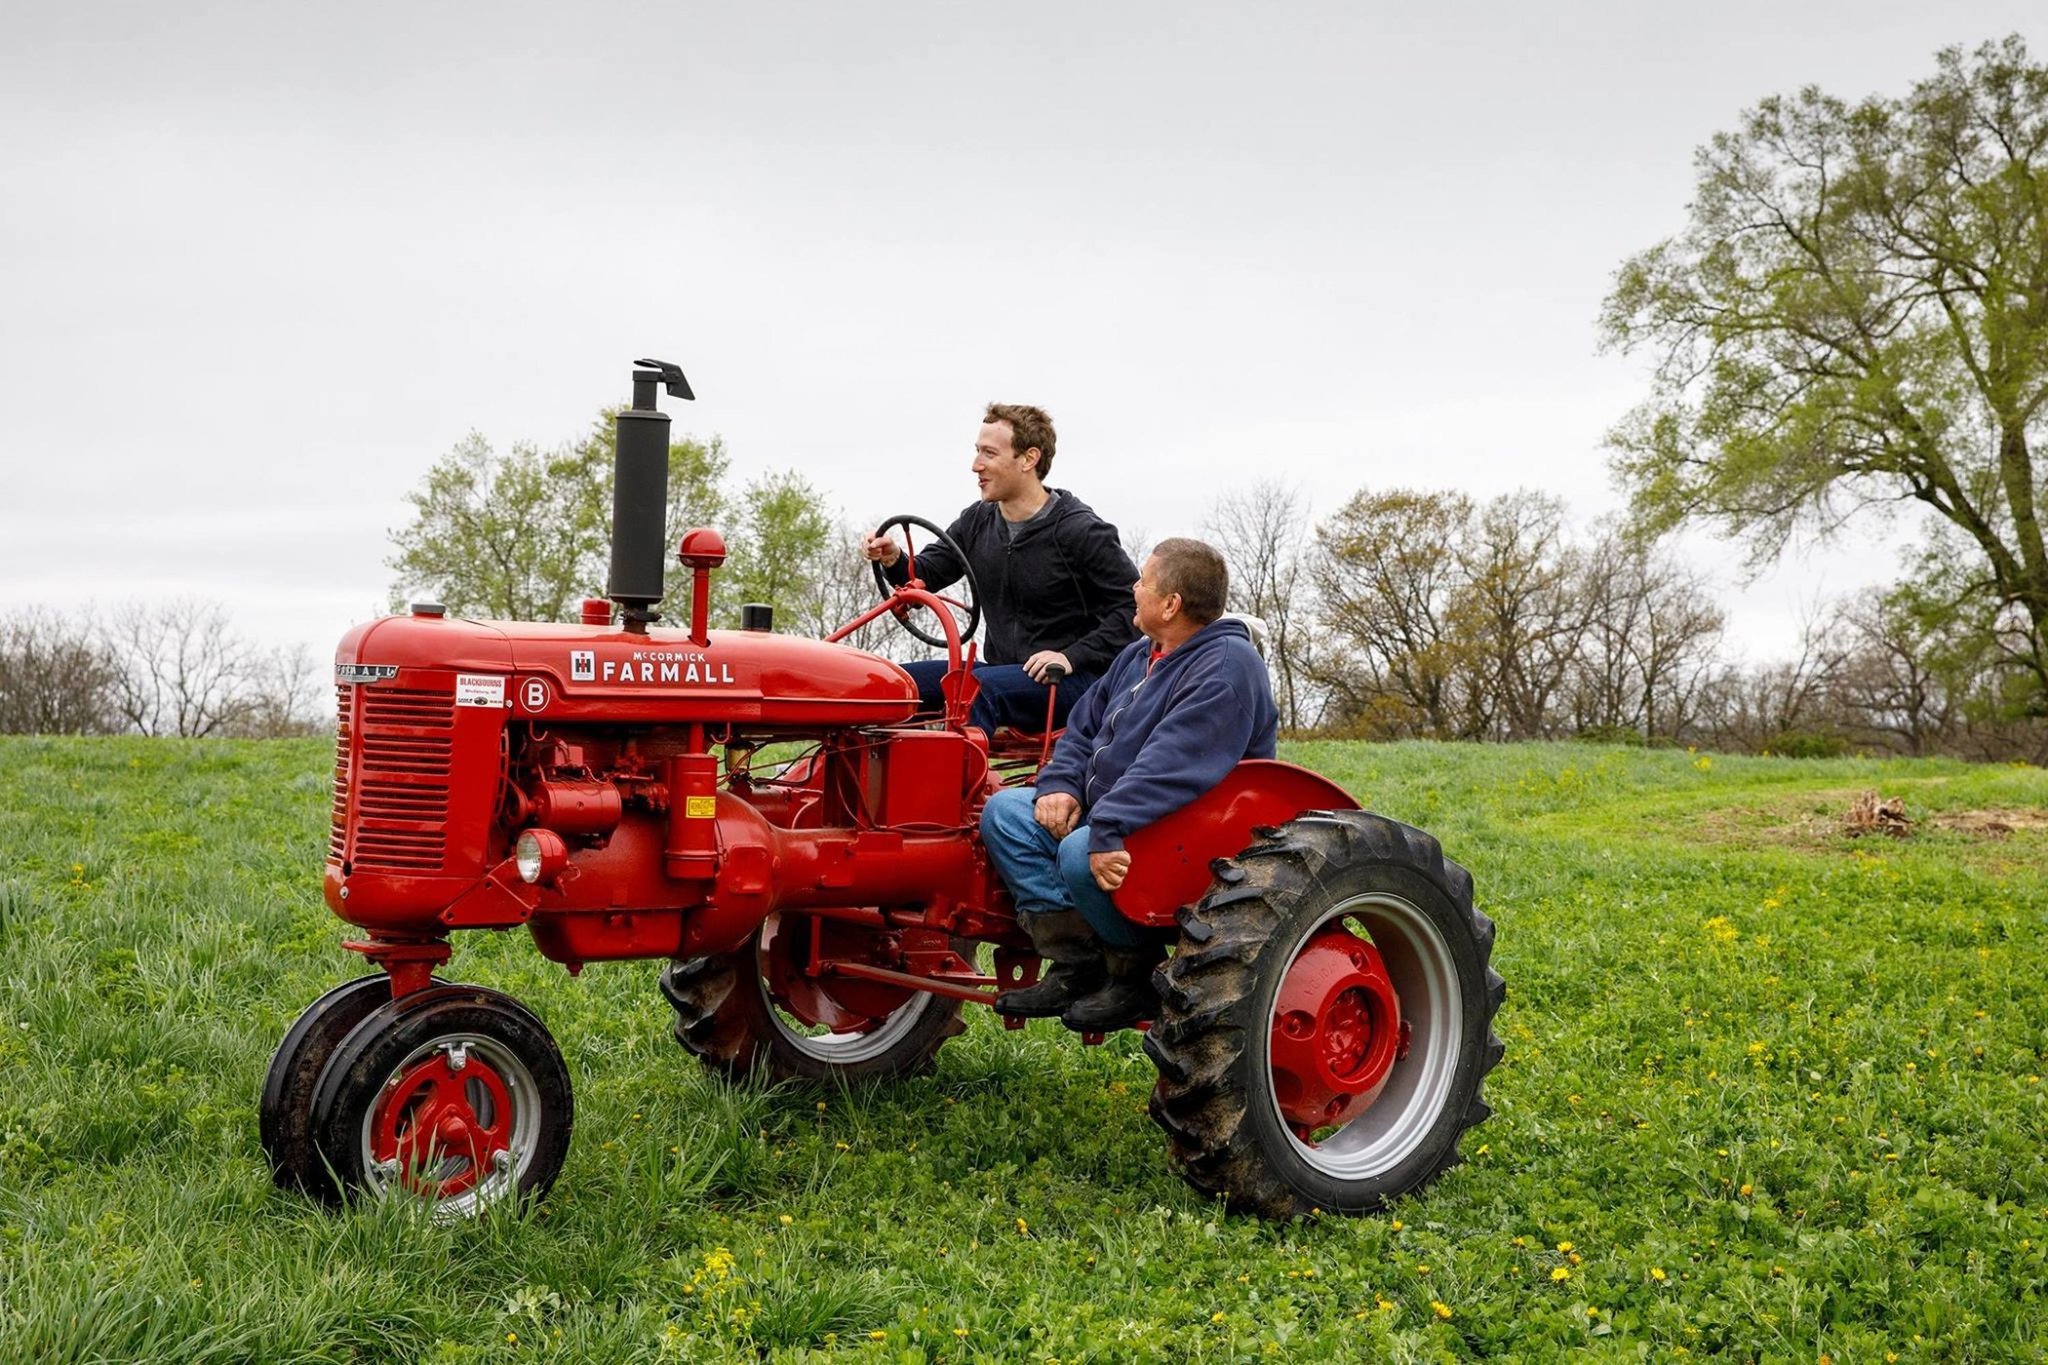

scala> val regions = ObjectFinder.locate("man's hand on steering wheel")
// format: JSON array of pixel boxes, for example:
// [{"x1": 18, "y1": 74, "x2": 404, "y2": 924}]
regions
[
  {"x1": 865, "y1": 514, "x2": 981, "y2": 649},
  {"x1": 1022, "y1": 650, "x2": 1071, "y2": 684}
]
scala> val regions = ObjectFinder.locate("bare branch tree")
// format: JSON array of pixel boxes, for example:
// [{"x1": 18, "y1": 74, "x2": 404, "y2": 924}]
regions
[
  {"x1": 1205, "y1": 481, "x2": 1320, "y2": 729},
  {"x1": 104, "y1": 599, "x2": 261, "y2": 738},
  {"x1": 229, "y1": 643, "x2": 329, "y2": 738},
  {"x1": 1310, "y1": 489, "x2": 1474, "y2": 738},
  {"x1": 0, "y1": 608, "x2": 124, "y2": 735}
]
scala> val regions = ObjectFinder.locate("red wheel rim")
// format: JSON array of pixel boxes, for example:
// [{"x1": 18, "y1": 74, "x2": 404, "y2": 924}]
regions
[
  {"x1": 759, "y1": 913, "x2": 934, "y2": 1031},
  {"x1": 370, "y1": 1047, "x2": 515, "y2": 1199},
  {"x1": 1269, "y1": 923, "x2": 1404, "y2": 1140}
]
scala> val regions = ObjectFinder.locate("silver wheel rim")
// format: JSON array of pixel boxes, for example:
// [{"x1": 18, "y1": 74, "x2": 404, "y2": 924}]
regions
[
  {"x1": 1265, "y1": 891, "x2": 1463, "y2": 1181},
  {"x1": 357, "y1": 1031, "x2": 543, "y2": 1222},
  {"x1": 753, "y1": 925, "x2": 942, "y2": 1065}
]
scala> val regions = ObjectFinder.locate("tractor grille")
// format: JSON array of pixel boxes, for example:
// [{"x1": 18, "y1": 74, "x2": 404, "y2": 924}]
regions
[
  {"x1": 328, "y1": 686, "x2": 351, "y2": 863},
  {"x1": 332, "y1": 685, "x2": 456, "y2": 873}
]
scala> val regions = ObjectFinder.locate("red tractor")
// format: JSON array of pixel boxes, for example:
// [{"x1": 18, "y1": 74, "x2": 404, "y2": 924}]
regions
[{"x1": 261, "y1": 361, "x2": 1504, "y2": 1220}]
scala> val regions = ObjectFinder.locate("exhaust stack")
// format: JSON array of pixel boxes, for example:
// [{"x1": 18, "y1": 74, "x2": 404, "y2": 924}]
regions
[{"x1": 608, "y1": 359, "x2": 694, "y2": 633}]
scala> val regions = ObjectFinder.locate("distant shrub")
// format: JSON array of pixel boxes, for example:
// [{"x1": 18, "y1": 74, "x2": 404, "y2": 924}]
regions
[
  {"x1": 1573, "y1": 724, "x2": 1646, "y2": 747},
  {"x1": 1764, "y1": 730, "x2": 1852, "y2": 759}
]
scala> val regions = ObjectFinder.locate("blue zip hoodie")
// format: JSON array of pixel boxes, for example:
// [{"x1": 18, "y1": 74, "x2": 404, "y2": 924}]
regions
[{"x1": 1033, "y1": 617, "x2": 1279, "y2": 854}]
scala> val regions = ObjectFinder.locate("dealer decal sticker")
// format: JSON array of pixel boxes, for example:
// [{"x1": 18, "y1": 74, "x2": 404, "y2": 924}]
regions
[{"x1": 455, "y1": 673, "x2": 508, "y2": 708}]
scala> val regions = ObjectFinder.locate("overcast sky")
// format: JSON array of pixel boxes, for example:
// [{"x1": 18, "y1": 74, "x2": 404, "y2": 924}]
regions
[{"x1": 3, "y1": 2, "x2": 2040, "y2": 664}]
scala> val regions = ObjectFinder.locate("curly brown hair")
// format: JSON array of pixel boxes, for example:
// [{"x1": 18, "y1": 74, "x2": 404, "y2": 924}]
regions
[{"x1": 983, "y1": 403, "x2": 1057, "y2": 480}]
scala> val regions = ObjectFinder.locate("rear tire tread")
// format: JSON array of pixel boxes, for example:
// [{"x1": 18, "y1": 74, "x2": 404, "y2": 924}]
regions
[{"x1": 1145, "y1": 809, "x2": 1502, "y2": 1218}]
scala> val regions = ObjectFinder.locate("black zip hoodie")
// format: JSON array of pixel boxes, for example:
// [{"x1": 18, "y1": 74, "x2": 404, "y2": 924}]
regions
[{"x1": 883, "y1": 489, "x2": 1140, "y2": 674}]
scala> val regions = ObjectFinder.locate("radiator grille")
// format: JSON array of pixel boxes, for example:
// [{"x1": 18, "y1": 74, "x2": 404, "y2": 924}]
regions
[
  {"x1": 328, "y1": 686, "x2": 352, "y2": 862},
  {"x1": 332, "y1": 684, "x2": 455, "y2": 873}
]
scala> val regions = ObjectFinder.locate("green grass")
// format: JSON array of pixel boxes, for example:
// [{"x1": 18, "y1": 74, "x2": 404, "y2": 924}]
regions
[{"x1": 0, "y1": 736, "x2": 2043, "y2": 1362}]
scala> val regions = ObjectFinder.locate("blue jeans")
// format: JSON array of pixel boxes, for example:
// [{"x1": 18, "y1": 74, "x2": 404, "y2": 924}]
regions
[
  {"x1": 904, "y1": 660, "x2": 1098, "y2": 736},
  {"x1": 979, "y1": 785, "x2": 1149, "y2": 948}
]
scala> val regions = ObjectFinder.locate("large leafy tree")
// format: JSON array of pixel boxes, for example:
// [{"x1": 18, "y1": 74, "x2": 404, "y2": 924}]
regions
[
  {"x1": 718, "y1": 470, "x2": 836, "y2": 632},
  {"x1": 388, "y1": 412, "x2": 728, "y2": 622},
  {"x1": 1602, "y1": 36, "x2": 2048, "y2": 702}
]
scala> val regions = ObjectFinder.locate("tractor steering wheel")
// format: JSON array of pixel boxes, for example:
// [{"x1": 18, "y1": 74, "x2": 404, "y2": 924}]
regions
[{"x1": 870, "y1": 514, "x2": 982, "y2": 650}]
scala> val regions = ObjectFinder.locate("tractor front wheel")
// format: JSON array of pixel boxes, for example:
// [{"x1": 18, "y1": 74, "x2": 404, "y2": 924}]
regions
[
  {"x1": 1144, "y1": 811, "x2": 1504, "y2": 1217},
  {"x1": 260, "y1": 974, "x2": 392, "y2": 1197},
  {"x1": 660, "y1": 913, "x2": 966, "y2": 1083},
  {"x1": 308, "y1": 984, "x2": 573, "y2": 1218}
]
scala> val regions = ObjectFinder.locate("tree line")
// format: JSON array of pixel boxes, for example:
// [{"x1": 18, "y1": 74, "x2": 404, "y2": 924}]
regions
[
  {"x1": 0, "y1": 601, "x2": 323, "y2": 739},
  {"x1": 4, "y1": 458, "x2": 2040, "y2": 761},
  {"x1": 1204, "y1": 482, "x2": 2046, "y2": 761}
]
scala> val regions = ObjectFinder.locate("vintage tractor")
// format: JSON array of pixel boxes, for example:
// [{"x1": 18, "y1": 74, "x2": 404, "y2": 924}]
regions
[{"x1": 261, "y1": 360, "x2": 1504, "y2": 1220}]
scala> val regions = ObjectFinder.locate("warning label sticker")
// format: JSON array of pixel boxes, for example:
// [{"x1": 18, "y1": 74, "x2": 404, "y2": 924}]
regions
[{"x1": 454, "y1": 674, "x2": 508, "y2": 708}]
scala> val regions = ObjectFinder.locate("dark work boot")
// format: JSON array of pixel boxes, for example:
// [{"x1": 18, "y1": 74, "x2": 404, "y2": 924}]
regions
[
  {"x1": 995, "y1": 910, "x2": 1107, "y2": 1018},
  {"x1": 1060, "y1": 942, "x2": 1167, "y2": 1032}
]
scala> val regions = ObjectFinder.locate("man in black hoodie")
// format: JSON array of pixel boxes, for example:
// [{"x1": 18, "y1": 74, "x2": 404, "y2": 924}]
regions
[{"x1": 864, "y1": 403, "x2": 1140, "y2": 733}]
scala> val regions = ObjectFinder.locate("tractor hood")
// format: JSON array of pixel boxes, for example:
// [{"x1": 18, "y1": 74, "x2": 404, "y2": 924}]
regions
[{"x1": 335, "y1": 613, "x2": 920, "y2": 728}]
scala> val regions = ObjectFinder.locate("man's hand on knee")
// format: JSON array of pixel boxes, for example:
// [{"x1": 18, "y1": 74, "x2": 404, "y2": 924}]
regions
[
  {"x1": 1089, "y1": 849, "x2": 1131, "y2": 892},
  {"x1": 1034, "y1": 792, "x2": 1081, "y2": 838}
]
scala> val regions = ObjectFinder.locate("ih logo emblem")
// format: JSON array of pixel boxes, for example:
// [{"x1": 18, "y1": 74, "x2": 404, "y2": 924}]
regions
[{"x1": 570, "y1": 650, "x2": 595, "y2": 681}]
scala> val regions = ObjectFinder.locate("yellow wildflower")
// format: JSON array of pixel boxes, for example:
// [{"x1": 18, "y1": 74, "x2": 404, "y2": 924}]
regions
[
  {"x1": 1432, "y1": 1301, "x2": 1453, "y2": 1320},
  {"x1": 1551, "y1": 1267, "x2": 1571, "y2": 1282}
]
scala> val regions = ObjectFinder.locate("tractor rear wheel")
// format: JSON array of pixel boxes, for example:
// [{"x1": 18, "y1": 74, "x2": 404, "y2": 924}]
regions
[
  {"x1": 260, "y1": 974, "x2": 391, "y2": 1196},
  {"x1": 660, "y1": 913, "x2": 967, "y2": 1083},
  {"x1": 309, "y1": 983, "x2": 573, "y2": 1218},
  {"x1": 1144, "y1": 811, "x2": 1503, "y2": 1218}
]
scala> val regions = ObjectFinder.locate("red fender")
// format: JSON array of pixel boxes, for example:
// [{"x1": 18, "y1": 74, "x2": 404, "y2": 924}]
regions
[{"x1": 1110, "y1": 759, "x2": 1360, "y2": 927}]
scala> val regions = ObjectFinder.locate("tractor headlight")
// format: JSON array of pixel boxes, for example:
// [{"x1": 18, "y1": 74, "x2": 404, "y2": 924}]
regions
[{"x1": 514, "y1": 829, "x2": 569, "y2": 885}]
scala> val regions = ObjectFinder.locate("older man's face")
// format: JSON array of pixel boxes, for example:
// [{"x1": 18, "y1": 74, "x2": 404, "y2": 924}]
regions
[{"x1": 1132, "y1": 555, "x2": 1177, "y2": 641}]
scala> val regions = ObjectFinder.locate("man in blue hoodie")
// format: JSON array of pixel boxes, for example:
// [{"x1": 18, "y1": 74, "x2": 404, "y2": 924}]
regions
[{"x1": 979, "y1": 537, "x2": 1280, "y2": 1030}]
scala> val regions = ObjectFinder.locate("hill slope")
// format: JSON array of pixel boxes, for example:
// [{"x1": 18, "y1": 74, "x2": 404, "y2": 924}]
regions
[{"x1": 0, "y1": 737, "x2": 2042, "y2": 1361}]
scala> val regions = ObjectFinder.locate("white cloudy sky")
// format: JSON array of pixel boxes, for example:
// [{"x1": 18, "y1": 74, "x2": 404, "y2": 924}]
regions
[{"x1": 2, "y1": 2, "x2": 2039, "y2": 662}]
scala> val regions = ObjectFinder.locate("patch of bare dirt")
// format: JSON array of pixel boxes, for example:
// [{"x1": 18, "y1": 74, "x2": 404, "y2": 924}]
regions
[
  {"x1": 1930, "y1": 808, "x2": 2048, "y2": 839},
  {"x1": 1681, "y1": 783, "x2": 2048, "y2": 852}
]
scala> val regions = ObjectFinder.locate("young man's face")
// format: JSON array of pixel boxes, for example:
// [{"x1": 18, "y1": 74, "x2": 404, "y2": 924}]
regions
[
  {"x1": 1132, "y1": 554, "x2": 1177, "y2": 642},
  {"x1": 972, "y1": 420, "x2": 1039, "y2": 503}
]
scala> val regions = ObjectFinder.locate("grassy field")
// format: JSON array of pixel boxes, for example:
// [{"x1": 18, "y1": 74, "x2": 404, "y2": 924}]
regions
[{"x1": 0, "y1": 736, "x2": 2043, "y2": 1362}]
